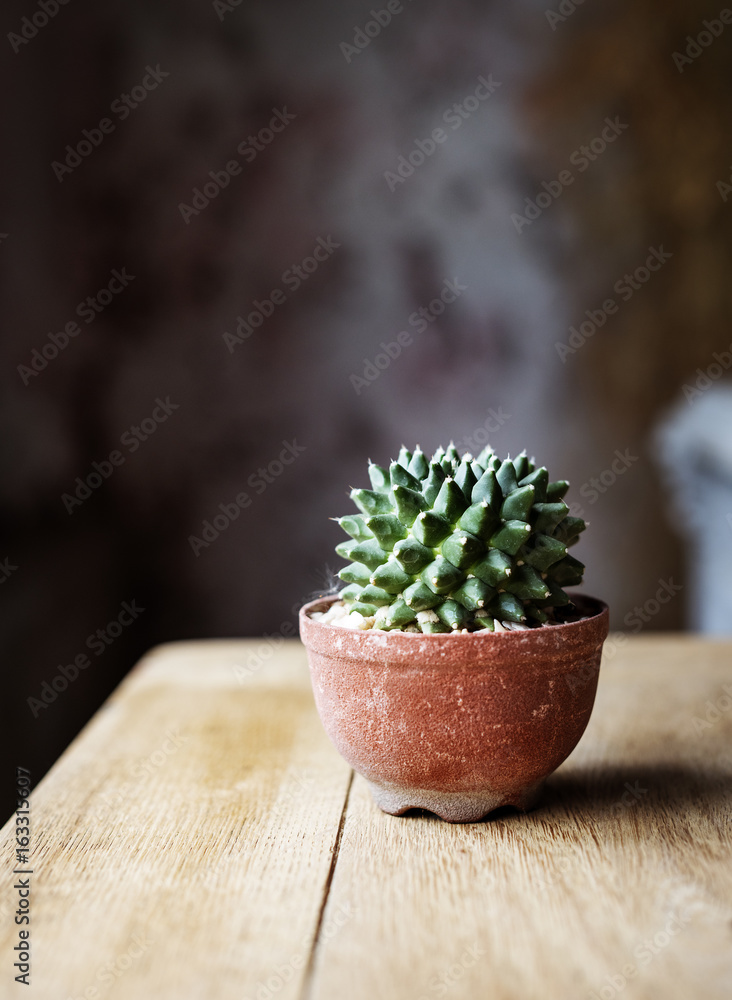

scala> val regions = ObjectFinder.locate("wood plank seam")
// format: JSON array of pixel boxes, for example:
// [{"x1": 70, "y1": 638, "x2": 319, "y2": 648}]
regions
[{"x1": 299, "y1": 769, "x2": 355, "y2": 1000}]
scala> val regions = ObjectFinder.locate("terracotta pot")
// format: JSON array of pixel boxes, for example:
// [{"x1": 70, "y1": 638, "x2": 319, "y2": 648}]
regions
[{"x1": 299, "y1": 594, "x2": 609, "y2": 822}]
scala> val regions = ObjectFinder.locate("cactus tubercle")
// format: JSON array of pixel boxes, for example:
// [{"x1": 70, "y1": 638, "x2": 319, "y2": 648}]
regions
[{"x1": 334, "y1": 445, "x2": 586, "y2": 632}]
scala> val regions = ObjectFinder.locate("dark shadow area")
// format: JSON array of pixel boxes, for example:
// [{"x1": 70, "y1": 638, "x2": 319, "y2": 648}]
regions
[
  {"x1": 542, "y1": 762, "x2": 732, "y2": 818},
  {"x1": 395, "y1": 762, "x2": 731, "y2": 826}
]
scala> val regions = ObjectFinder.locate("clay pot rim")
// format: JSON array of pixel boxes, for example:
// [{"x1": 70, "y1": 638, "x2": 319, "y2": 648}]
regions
[{"x1": 300, "y1": 592, "x2": 608, "y2": 640}]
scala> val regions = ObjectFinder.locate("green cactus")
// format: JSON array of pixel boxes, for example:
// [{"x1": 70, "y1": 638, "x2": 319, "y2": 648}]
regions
[{"x1": 334, "y1": 444, "x2": 586, "y2": 632}]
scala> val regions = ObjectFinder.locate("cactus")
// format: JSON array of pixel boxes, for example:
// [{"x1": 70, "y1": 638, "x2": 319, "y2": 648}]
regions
[{"x1": 334, "y1": 444, "x2": 586, "y2": 632}]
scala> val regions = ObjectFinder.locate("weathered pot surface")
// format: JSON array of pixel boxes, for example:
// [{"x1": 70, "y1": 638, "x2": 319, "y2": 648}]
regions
[{"x1": 299, "y1": 594, "x2": 609, "y2": 823}]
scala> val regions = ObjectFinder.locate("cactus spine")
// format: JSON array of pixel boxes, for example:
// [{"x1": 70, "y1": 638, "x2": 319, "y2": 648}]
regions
[{"x1": 335, "y1": 444, "x2": 586, "y2": 632}]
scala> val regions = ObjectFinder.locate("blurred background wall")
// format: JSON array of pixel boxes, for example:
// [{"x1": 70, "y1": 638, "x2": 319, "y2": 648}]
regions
[{"x1": 2, "y1": 0, "x2": 732, "y2": 818}]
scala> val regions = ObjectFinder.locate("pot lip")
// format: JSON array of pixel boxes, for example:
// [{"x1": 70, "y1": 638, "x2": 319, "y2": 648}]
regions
[{"x1": 299, "y1": 592, "x2": 608, "y2": 639}]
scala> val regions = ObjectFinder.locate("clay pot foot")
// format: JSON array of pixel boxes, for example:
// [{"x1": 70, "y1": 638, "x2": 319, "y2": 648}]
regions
[{"x1": 366, "y1": 778, "x2": 545, "y2": 823}]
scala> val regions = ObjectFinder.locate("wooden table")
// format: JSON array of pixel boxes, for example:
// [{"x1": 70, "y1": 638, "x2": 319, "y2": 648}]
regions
[{"x1": 2, "y1": 636, "x2": 731, "y2": 999}]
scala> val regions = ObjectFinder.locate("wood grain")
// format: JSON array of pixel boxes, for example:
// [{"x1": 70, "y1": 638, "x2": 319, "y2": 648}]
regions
[
  {"x1": 2, "y1": 635, "x2": 731, "y2": 1000},
  {"x1": 0, "y1": 641, "x2": 352, "y2": 1000}
]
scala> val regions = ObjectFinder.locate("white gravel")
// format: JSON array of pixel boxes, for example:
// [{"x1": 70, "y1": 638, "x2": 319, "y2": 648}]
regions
[{"x1": 310, "y1": 599, "x2": 530, "y2": 633}]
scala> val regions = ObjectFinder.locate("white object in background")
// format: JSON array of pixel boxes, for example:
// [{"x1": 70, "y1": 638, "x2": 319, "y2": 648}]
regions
[{"x1": 654, "y1": 384, "x2": 732, "y2": 634}]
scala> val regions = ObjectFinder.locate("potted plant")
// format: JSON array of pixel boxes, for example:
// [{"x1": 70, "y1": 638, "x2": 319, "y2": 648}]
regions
[{"x1": 299, "y1": 443, "x2": 609, "y2": 822}]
